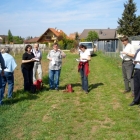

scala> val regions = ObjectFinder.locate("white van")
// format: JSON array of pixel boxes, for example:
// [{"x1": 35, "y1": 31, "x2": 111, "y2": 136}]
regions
[{"x1": 79, "y1": 42, "x2": 94, "y2": 55}]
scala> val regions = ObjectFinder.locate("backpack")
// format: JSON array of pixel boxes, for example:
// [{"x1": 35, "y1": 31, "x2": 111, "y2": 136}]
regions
[
  {"x1": 63, "y1": 84, "x2": 74, "y2": 93},
  {"x1": 33, "y1": 79, "x2": 43, "y2": 90}
]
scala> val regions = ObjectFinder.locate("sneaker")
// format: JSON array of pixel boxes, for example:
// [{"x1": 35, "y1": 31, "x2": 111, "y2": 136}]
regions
[
  {"x1": 84, "y1": 90, "x2": 89, "y2": 94},
  {"x1": 131, "y1": 93, "x2": 134, "y2": 97},
  {"x1": 55, "y1": 88, "x2": 59, "y2": 91},
  {"x1": 129, "y1": 101, "x2": 138, "y2": 106},
  {"x1": 49, "y1": 88, "x2": 54, "y2": 91},
  {"x1": 123, "y1": 90, "x2": 130, "y2": 94}
]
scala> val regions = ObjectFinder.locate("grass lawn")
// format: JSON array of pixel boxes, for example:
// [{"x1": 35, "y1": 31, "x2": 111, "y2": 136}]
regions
[{"x1": 0, "y1": 51, "x2": 140, "y2": 140}]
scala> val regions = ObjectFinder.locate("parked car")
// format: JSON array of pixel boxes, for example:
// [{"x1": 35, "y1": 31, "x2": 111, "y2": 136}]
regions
[{"x1": 78, "y1": 42, "x2": 94, "y2": 55}]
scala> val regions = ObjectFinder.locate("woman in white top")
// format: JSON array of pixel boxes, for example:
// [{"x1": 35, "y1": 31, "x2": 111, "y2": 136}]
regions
[{"x1": 78, "y1": 44, "x2": 91, "y2": 94}]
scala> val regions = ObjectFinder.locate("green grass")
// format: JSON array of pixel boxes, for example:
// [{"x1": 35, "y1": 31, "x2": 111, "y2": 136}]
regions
[{"x1": 0, "y1": 51, "x2": 140, "y2": 140}]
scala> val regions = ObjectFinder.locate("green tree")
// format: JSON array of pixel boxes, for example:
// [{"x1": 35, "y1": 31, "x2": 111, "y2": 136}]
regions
[
  {"x1": 13, "y1": 36, "x2": 23, "y2": 44},
  {"x1": 117, "y1": 0, "x2": 140, "y2": 36},
  {"x1": 86, "y1": 31, "x2": 99, "y2": 42},
  {"x1": 8, "y1": 30, "x2": 13, "y2": 43}
]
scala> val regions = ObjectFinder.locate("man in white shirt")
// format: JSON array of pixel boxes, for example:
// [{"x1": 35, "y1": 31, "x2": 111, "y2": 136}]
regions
[
  {"x1": 121, "y1": 36, "x2": 135, "y2": 96},
  {"x1": 32, "y1": 43, "x2": 42, "y2": 82},
  {"x1": 129, "y1": 49, "x2": 140, "y2": 106}
]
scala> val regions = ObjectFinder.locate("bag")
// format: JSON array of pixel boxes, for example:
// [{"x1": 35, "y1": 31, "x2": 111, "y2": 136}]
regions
[
  {"x1": 33, "y1": 79, "x2": 43, "y2": 90},
  {"x1": 63, "y1": 84, "x2": 74, "y2": 93},
  {"x1": 30, "y1": 85, "x2": 37, "y2": 93}
]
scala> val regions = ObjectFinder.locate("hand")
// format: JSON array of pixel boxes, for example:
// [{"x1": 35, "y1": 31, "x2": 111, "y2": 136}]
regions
[
  {"x1": 31, "y1": 58, "x2": 35, "y2": 62},
  {"x1": 58, "y1": 49, "x2": 62, "y2": 52},
  {"x1": 1, "y1": 70, "x2": 4, "y2": 76},
  {"x1": 121, "y1": 52, "x2": 127, "y2": 55}
]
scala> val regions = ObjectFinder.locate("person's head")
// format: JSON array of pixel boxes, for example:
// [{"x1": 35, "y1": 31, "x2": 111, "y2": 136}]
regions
[
  {"x1": 52, "y1": 43, "x2": 59, "y2": 51},
  {"x1": 121, "y1": 36, "x2": 129, "y2": 46},
  {"x1": 34, "y1": 43, "x2": 39, "y2": 50},
  {"x1": 1, "y1": 46, "x2": 10, "y2": 53},
  {"x1": 25, "y1": 44, "x2": 32, "y2": 52},
  {"x1": 79, "y1": 44, "x2": 87, "y2": 52}
]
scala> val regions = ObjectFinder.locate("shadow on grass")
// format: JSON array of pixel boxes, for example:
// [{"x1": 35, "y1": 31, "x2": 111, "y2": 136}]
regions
[
  {"x1": 91, "y1": 53, "x2": 97, "y2": 57},
  {"x1": 3, "y1": 89, "x2": 39, "y2": 105},
  {"x1": 89, "y1": 83, "x2": 104, "y2": 91}
]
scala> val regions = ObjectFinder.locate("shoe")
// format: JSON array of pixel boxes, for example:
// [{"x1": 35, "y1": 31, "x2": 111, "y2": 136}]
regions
[
  {"x1": 129, "y1": 102, "x2": 138, "y2": 106},
  {"x1": 131, "y1": 93, "x2": 134, "y2": 97},
  {"x1": 55, "y1": 88, "x2": 59, "y2": 91},
  {"x1": 49, "y1": 88, "x2": 54, "y2": 91},
  {"x1": 84, "y1": 90, "x2": 89, "y2": 94},
  {"x1": 123, "y1": 90, "x2": 130, "y2": 94}
]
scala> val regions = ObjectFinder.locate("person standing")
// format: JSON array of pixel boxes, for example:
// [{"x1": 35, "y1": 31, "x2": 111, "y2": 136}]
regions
[
  {"x1": 129, "y1": 49, "x2": 140, "y2": 106},
  {"x1": 0, "y1": 47, "x2": 17, "y2": 102},
  {"x1": 47, "y1": 43, "x2": 66, "y2": 91},
  {"x1": 32, "y1": 43, "x2": 43, "y2": 83},
  {"x1": 121, "y1": 36, "x2": 135, "y2": 96},
  {"x1": 0, "y1": 51, "x2": 5, "y2": 105},
  {"x1": 21, "y1": 45, "x2": 36, "y2": 92},
  {"x1": 78, "y1": 44, "x2": 91, "y2": 94}
]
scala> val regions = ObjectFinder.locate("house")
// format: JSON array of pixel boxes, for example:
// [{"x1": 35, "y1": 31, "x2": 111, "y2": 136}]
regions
[
  {"x1": 79, "y1": 29, "x2": 119, "y2": 52},
  {"x1": 37, "y1": 28, "x2": 67, "y2": 43},
  {"x1": 0, "y1": 35, "x2": 8, "y2": 44},
  {"x1": 24, "y1": 37, "x2": 39, "y2": 44},
  {"x1": 69, "y1": 32, "x2": 81, "y2": 40}
]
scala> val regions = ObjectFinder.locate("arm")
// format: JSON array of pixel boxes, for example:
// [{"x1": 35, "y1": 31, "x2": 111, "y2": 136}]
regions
[
  {"x1": 81, "y1": 55, "x2": 91, "y2": 61},
  {"x1": 134, "y1": 61, "x2": 140, "y2": 64},
  {"x1": 59, "y1": 50, "x2": 66, "y2": 58},
  {"x1": 22, "y1": 53, "x2": 35, "y2": 63},
  {"x1": 47, "y1": 51, "x2": 52, "y2": 61},
  {"x1": 0, "y1": 53, "x2": 5, "y2": 76},
  {"x1": 122, "y1": 52, "x2": 134, "y2": 57},
  {"x1": 22, "y1": 59, "x2": 35, "y2": 63}
]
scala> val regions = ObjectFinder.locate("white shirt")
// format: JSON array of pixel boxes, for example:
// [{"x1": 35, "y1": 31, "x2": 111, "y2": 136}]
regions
[
  {"x1": 80, "y1": 49, "x2": 90, "y2": 62},
  {"x1": 32, "y1": 49, "x2": 42, "y2": 60},
  {"x1": 134, "y1": 51, "x2": 140, "y2": 69},
  {"x1": 123, "y1": 43, "x2": 135, "y2": 61}
]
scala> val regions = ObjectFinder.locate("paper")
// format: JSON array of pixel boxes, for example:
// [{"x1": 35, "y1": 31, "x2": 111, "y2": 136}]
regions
[
  {"x1": 52, "y1": 58, "x2": 55, "y2": 65},
  {"x1": 32, "y1": 58, "x2": 39, "y2": 61},
  {"x1": 135, "y1": 64, "x2": 140, "y2": 69},
  {"x1": 76, "y1": 59, "x2": 87, "y2": 62},
  {"x1": 119, "y1": 51, "x2": 126, "y2": 59}
]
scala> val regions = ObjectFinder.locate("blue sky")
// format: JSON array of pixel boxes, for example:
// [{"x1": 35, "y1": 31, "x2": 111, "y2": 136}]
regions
[{"x1": 0, "y1": 0, "x2": 140, "y2": 38}]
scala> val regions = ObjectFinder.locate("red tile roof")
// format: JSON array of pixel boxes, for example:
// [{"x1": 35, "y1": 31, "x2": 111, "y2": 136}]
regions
[{"x1": 24, "y1": 37, "x2": 39, "y2": 44}]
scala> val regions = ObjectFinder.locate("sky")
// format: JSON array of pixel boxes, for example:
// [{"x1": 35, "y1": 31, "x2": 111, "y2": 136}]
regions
[{"x1": 0, "y1": 0, "x2": 140, "y2": 38}]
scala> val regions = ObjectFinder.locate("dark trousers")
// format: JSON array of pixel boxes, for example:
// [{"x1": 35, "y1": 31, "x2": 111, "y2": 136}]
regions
[
  {"x1": 79, "y1": 67, "x2": 88, "y2": 92},
  {"x1": 133, "y1": 70, "x2": 140, "y2": 103},
  {"x1": 22, "y1": 68, "x2": 33, "y2": 91},
  {"x1": 122, "y1": 61, "x2": 134, "y2": 93}
]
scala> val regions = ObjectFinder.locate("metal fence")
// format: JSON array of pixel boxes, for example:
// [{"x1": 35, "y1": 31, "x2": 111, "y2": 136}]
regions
[{"x1": 100, "y1": 36, "x2": 140, "y2": 57}]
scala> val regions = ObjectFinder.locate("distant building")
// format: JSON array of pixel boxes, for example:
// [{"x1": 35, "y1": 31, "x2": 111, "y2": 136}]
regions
[
  {"x1": 0, "y1": 35, "x2": 8, "y2": 44},
  {"x1": 79, "y1": 29, "x2": 119, "y2": 52},
  {"x1": 37, "y1": 28, "x2": 67, "y2": 43},
  {"x1": 69, "y1": 32, "x2": 81, "y2": 40},
  {"x1": 24, "y1": 37, "x2": 39, "y2": 44}
]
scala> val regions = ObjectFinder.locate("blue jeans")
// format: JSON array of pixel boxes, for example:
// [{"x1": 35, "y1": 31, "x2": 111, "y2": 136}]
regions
[
  {"x1": 1, "y1": 71, "x2": 14, "y2": 99},
  {"x1": 79, "y1": 67, "x2": 88, "y2": 92},
  {"x1": 22, "y1": 68, "x2": 33, "y2": 91},
  {"x1": 49, "y1": 69, "x2": 61, "y2": 89}
]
